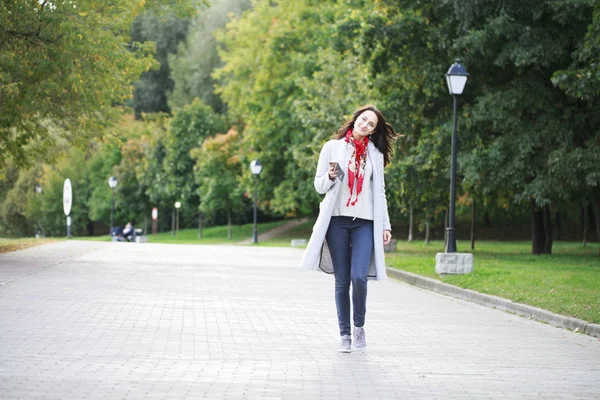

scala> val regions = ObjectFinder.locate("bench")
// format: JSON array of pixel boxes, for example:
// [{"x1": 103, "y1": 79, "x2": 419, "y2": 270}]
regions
[{"x1": 134, "y1": 229, "x2": 148, "y2": 243}]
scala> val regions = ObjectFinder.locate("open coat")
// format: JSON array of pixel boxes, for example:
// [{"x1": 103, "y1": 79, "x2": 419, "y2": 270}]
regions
[{"x1": 301, "y1": 138, "x2": 391, "y2": 280}]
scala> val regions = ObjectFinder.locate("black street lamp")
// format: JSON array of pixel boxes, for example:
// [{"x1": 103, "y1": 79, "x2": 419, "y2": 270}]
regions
[
  {"x1": 445, "y1": 60, "x2": 469, "y2": 253},
  {"x1": 250, "y1": 160, "x2": 262, "y2": 244},
  {"x1": 35, "y1": 184, "x2": 43, "y2": 238},
  {"x1": 108, "y1": 176, "x2": 118, "y2": 235},
  {"x1": 175, "y1": 201, "x2": 181, "y2": 237}
]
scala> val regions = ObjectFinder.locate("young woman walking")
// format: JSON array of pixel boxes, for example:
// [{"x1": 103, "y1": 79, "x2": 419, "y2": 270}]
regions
[{"x1": 301, "y1": 104, "x2": 399, "y2": 352}]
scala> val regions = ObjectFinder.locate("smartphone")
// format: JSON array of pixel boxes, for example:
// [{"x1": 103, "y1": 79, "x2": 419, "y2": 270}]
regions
[{"x1": 328, "y1": 161, "x2": 345, "y2": 181}]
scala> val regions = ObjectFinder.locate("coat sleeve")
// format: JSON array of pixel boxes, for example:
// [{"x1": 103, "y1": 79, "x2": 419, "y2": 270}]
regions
[{"x1": 314, "y1": 142, "x2": 337, "y2": 194}]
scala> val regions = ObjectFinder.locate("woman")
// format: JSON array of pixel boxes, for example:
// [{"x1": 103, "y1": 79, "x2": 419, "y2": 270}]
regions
[{"x1": 301, "y1": 105, "x2": 398, "y2": 353}]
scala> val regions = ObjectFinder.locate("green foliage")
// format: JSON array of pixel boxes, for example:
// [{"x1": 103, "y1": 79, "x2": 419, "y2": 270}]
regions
[
  {"x1": 552, "y1": 1, "x2": 600, "y2": 99},
  {"x1": 456, "y1": 0, "x2": 597, "y2": 210},
  {"x1": 160, "y1": 99, "x2": 226, "y2": 225},
  {"x1": 38, "y1": 150, "x2": 91, "y2": 237},
  {"x1": 0, "y1": 166, "x2": 42, "y2": 236},
  {"x1": 214, "y1": 0, "x2": 374, "y2": 216},
  {"x1": 192, "y1": 127, "x2": 246, "y2": 235},
  {"x1": 130, "y1": 11, "x2": 191, "y2": 118},
  {"x1": 87, "y1": 144, "x2": 122, "y2": 223},
  {"x1": 169, "y1": 0, "x2": 252, "y2": 113},
  {"x1": 346, "y1": 1, "x2": 457, "y2": 223},
  {"x1": 0, "y1": 0, "x2": 200, "y2": 170},
  {"x1": 2, "y1": 0, "x2": 600, "y2": 251}
]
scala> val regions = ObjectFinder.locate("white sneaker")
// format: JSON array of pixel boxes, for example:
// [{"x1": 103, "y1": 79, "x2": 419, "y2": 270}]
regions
[
  {"x1": 338, "y1": 335, "x2": 351, "y2": 353},
  {"x1": 354, "y1": 326, "x2": 366, "y2": 350}
]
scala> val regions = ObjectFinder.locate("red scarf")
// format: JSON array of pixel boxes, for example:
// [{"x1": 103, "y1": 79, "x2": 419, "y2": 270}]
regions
[{"x1": 345, "y1": 129, "x2": 368, "y2": 207}]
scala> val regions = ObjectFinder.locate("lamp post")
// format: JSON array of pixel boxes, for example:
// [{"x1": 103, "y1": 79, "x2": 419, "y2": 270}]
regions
[
  {"x1": 108, "y1": 176, "x2": 118, "y2": 235},
  {"x1": 35, "y1": 184, "x2": 43, "y2": 238},
  {"x1": 175, "y1": 201, "x2": 181, "y2": 237},
  {"x1": 444, "y1": 60, "x2": 469, "y2": 253},
  {"x1": 250, "y1": 160, "x2": 262, "y2": 244}
]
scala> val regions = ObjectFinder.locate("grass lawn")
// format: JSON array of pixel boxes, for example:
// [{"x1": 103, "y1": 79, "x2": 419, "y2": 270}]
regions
[
  {"x1": 75, "y1": 220, "x2": 290, "y2": 245},
  {"x1": 386, "y1": 240, "x2": 600, "y2": 324},
  {"x1": 149, "y1": 220, "x2": 289, "y2": 244},
  {"x1": 0, "y1": 238, "x2": 60, "y2": 254}
]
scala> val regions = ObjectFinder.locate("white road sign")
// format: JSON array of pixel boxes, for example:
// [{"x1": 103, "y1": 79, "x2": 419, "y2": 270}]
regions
[{"x1": 63, "y1": 178, "x2": 72, "y2": 216}]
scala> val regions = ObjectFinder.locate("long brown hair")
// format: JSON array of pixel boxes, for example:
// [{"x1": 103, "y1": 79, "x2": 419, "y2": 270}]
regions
[{"x1": 335, "y1": 105, "x2": 399, "y2": 166}]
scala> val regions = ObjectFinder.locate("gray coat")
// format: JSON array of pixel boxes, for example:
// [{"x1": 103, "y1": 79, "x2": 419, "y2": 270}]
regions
[{"x1": 301, "y1": 138, "x2": 391, "y2": 280}]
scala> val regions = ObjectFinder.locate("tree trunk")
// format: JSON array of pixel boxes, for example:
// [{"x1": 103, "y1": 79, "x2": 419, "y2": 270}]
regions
[
  {"x1": 470, "y1": 199, "x2": 476, "y2": 250},
  {"x1": 226, "y1": 197, "x2": 232, "y2": 240},
  {"x1": 582, "y1": 204, "x2": 589, "y2": 247},
  {"x1": 530, "y1": 199, "x2": 545, "y2": 255},
  {"x1": 198, "y1": 212, "x2": 203, "y2": 239},
  {"x1": 408, "y1": 205, "x2": 414, "y2": 243},
  {"x1": 424, "y1": 221, "x2": 430, "y2": 245},
  {"x1": 171, "y1": 208, "x2": 175, "y2": 237},
  {"x1": 543, "y1": 205, "x2": 553, "y2": 255},
  {"x1": 483, "y1": 210, "x2": 491, "y2": 227},
  {"x1": 87, "y1": 221, "x2": 94, "y2": 236},
  {"x1": 590, "y1": 187, "x2": 600, "y2": 256},
  {"x1": 554, "y1": 211, "x2": 561, "y2": 241}
]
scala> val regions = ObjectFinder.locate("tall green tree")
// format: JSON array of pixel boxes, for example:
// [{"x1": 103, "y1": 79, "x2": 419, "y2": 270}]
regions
[
  {"x1": 0, "y1": 0, "x2": 198, "y2": 170},
  {"x1": 346, "y1": 1, "x2": 459, "y2": 235},
  {"x1": 550, "y1": 2, "x2": 600, "y2": 249},
  {"x1": 0, "y1": 166, "x2": 42, "y2": 236},
  {"x1": 130, "y1": 11, "x2": 191, "y2": 118},
  {"x1": 215, "y1": 0, "x2": 372, "y2": 217},
  {"x1": 163, "y1": 99, "x2": 226, "y2": 226},
  {"x1": 36, "y1": 149, "x2": 92, "y2": 237},
  {"x1": 454, "y1": 0, "x2": 596, "y2": 254},
  {"x1": 169, "y1": 0, "x2": 252, "y2": 113},
  {"x1": 192, "y1": 128, "x2": 245, "y2": 238}
]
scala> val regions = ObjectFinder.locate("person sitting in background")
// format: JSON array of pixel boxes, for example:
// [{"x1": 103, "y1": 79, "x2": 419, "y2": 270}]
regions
[{"x1": 122, "y1": 222, "x2": 134, "y2": 242}]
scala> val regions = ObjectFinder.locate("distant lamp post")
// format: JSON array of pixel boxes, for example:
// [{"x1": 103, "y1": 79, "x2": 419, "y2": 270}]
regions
[
  {"x1": 250, "y1": 160, "x2": 262, "y2": 244},
  {"x1": 35, "y1": 184, "x2": 43, "y2": 238},
  {"x1": 444, "y1": 59, "x2": 469, "y2": 253},
  {"x1": 175, "y1": 201, "x2": 181, "y2": 237},
  {"x1": 108, "y1": 176, "x2": 118, "y2": 235}
]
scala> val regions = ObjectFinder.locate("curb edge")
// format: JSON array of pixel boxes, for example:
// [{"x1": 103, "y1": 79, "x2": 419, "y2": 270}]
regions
[{"x1": 386, "y1": 267, "x2": 599, "y2": 339}]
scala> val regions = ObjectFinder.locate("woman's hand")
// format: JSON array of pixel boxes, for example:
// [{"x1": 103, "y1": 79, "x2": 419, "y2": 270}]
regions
[
  {"x1": 383, "y1": 230, "x2": 392, "y2": 245},
  {"x1": 328, "y1": 164, "x2": 338, "y2": 181}
]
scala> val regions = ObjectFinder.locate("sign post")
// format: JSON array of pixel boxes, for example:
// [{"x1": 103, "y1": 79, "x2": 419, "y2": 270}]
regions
[
  {"x1": 152, "y1": 207, "x2": 158, "y2": 235},
  {"x1": 63, "y1": 178, "x2": 72, "y2": 238}
]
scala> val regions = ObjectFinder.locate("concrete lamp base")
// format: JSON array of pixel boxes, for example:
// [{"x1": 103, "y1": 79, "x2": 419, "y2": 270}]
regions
[{"x1": 435, "y1": 252, "x2": 474, "y2": 275}]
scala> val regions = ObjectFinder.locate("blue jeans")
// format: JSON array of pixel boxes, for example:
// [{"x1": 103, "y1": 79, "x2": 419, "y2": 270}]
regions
[{"x1": 325, "y1": 216, "x2": 374, "y2": 337}]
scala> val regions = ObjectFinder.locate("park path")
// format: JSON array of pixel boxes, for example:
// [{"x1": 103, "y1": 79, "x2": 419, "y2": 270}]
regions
[
  {"x1": 237, "y1": 217, "x2": 309, "y2": 245},
  {"x1": 0, "y1": 240, "x2": 599, "y2": 399}
]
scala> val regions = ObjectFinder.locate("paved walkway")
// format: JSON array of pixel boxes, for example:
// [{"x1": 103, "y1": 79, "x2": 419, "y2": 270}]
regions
[
  {"x1": 237, "y1": 217, "x2": 309, "y2": 245},
  {"x1": 0, "y1": 241, "x2": 599, "y2": 399}
]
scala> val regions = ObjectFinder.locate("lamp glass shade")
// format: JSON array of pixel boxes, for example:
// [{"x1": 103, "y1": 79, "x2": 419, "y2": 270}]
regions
[
  {"x1": 445, "y1": 61, "x2": 469, "y2": 95},
  {"x1": 250, "y1": 160, "x2": 262, "y2": 175},
  {"x1": 108, "y1": 176, "x2": 118, "y2": 189},
  {"x1": 447, "y1": 75, "x2": 468, "y2": 95},
  {"x1": 175, "y1": 201, "x2": 181, "y2": 209}
]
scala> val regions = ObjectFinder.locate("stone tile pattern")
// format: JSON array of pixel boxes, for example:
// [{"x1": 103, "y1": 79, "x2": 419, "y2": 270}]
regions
[{"x1": 0, "y1": 241, "x2": 598, "y2": 399}]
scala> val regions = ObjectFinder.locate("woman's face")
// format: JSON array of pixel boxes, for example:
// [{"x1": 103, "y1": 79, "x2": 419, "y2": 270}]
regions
[{"x1": 353, "y1": 110, "x2": 378, "y2": 140}]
